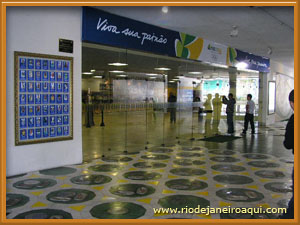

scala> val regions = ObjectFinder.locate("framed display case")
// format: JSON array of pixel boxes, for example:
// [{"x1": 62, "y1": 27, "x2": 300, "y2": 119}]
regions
[
  {"x1": 268, "y1": 81, "x2": 276, "y2": 115},
  {"x1": 15, "y1": 51, "x2": 73, "y2": 145}
]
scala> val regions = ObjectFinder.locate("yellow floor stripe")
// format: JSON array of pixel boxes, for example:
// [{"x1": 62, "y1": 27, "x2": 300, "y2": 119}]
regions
[
  {"x1": 199, "y1": 166, "x2": 206, "y2": 169},
  {"x1": 240, "y1": 172, "x2": 250, "y2": 176},
  {"x1": 129, "y1": 168, "x2": 138, "y2": 171},
  {"x1": 137, "y1": 198, "x2": 152, "y2": 204},
  {"x1": 147, "y1": 181, "x2": 159, "y2": 186},
  {"x1": 168, "y1": 175, "x2": 178, "y2": 179},
  {"x1": 256, "y1": 203, "x2": 270, "y2": 208},
  {"x1": 56, "y1": 176, "x2": 67, "y2": 180},
  {"x1": 69, "y1": 205, "x2": 86, "y2": 212},
  {"x1": 272, "y1": 194, "x2": 282, "y2": 199},
  {"x1": 197, "y1": 191, "x2": 209, "y2": 196},
  {"x1": 60, "y1": 184, "x2": 72, "y2": 188},
  {"x1": 198, "y1": 176, "x2": 208, "y2": 180},
  {"x1": 215, "y1": 184, "x2": 225, "y2": 188},
  {"x1": 30, "y1": 191, "x2": 44, "y2": 196},
  {"x1": 31, "y1": 201, "x2": 47, "y2": 208},
  {"x1": 246, "y1": 185, "x2": 258, "y2": 190},
  {"x1": 259, "y1": 178, "x2": 270, "y2": 183},
  {"x1": 28, "y1": 174, "x2": 40, "y2": 178},
  {"x1": 251, "y1": 168, "x2": 260, "y2": 171},
  {"x1": 117, "y1": 179, "x2": 128, "y2": 183},
  {"x1": 236, "y1": 162, "x2": 244, "y2": 166},
  {"x1": 162, "y1": 189, "x2": 175, "y2": 194},
  {"x1": 92, "y1": 186, "x2": 104, "y2": 191},
  {"x1": 212, "y1": 171, "x2": 221, "y2": 175}
]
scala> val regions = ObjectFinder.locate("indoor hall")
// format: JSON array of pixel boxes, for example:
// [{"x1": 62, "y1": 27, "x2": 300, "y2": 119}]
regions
[{"x1": 5, "y1": 6, "x2": 295, "y2": 220}]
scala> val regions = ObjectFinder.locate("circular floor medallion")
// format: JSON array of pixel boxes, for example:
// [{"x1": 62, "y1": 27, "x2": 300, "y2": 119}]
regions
[
  {"x1": 173, "y1": 159, "x2": 193, "y2": 166},
  {"x1": 133, "y1": 162, "x2": 167, "y2": 169},
  {"x1": 47, "y1": 189, "x2": 96, "y2": 204},
  {"x1": 110, "y1": 184, "x2": 155, "y2": 197},
  {"x1": 254, "y1": 170, "x2": 285, "y2": 179},
  {"x1": 6, "y1": 194, "x2": 29, "y2": 210},
  {"x1": 70, "y1": 174, "x2": 112, "y2": 185},
  {"x1": 158, "y1": 195, "x2": 209, "y2": 209},
  {"x1": 176, "y1": 152, "x2": 204, "y2": 158},
  {"x1": 148, "y1": 148, "x2": 173, "y2": 153},
  {"x1": 123, "y1": 171, "x2": 162, "y2": 180},
  {"x1": 39, "y1": 167, "x2": 77, "y2": 176},
  {"x1": 181, "y1": 147, "x2": 203, "y2": 151},
  {"x1": 13, "y1": 209, "x2": 73, "y2": 219},
  {"x1": 242, "y1": 154, "x2": 270, "y2": 160},
  {"x1": 170, "y1": 168, "x2": 206, "y2": 176},
  {"x1": 141, "y1": 154, "x2": 170, "y2": 160},
  {"x1": 192, "y1": 160, "x2": 206, "y2": 165},
  {"x1": 209, "y1": 150, "x2": 235, "y2": 155},
  {"x1": 211, "y1": 164, "x2": 246, "y2": 172},
  {"x1": 213, "y1": 175, "x2": 254, "y2": 185},
  {"x1": 13, "y1": 178, "x2": 57, "y2": 190},
  {"x1": 165, "y1": 179, "x2": 208, "y2": 190},
  {"x1": 88, "y1": 164, "x2": 123, "y2": 172},
  {"x1": 248, "y1": 161, "x2": 280, "y2": 168},
  {"x1": 101, "y1": 156, "x2": 133, "y2": 163},
  {"x1": 90, "y1": 202, "x2": 146, "y2": 219},
  {"x1": 264, "y1": 182, "x2": 293, "y2": 193},
  {"x1": 210, "y1": 156, "x2": 240, "y2": 163},
  {"x1": 216, "y1": 188, "x2": 264, "y2": 202}
]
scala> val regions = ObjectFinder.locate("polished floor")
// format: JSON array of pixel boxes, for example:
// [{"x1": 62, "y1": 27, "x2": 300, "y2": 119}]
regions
[{"x1": 6, "y1": 111, "x2": 294, "y2": 219}]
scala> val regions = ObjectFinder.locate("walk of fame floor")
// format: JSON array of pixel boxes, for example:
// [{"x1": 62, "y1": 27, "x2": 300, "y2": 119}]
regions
[{"x1": 6, "y1": 115, "x2": 294, "y2": 219}]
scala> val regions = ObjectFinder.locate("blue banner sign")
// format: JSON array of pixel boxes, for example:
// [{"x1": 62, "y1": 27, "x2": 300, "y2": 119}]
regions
[{"x1": 82, "y1": 7, "x2": 270, "y2": 72}]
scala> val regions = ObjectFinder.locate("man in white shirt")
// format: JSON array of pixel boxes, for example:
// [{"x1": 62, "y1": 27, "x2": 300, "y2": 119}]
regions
[{"x1": 242, "y1": 94, "x2": 255, "y2": 134}]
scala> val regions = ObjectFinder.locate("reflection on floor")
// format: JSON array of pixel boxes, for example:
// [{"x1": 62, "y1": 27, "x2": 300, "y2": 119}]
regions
[{"x1": 6, "y1": 113, "x2": 294, "y2": 219}]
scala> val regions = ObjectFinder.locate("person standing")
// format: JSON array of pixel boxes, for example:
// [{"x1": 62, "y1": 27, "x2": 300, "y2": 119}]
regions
[
  {"x1": 242, "y1": 94, "x2": 255, "y2": 134},
  {"x1": 222, "y1": 93, "x2": 236, "y2": 134},
  {"x1": 280, "y1": 89, "x2": 294, "y2": 219},
  {"x1": 168, "y1": 93, "x2": 177, "y2": 123}
]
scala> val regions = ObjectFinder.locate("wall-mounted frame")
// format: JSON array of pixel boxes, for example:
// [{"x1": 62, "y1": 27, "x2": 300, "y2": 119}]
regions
[
  {"x1": 15, "y1": 51, "x2": 73, "y2": 145},
  {"x1": 268, "y1": 81, "x2": 276, "y2": 115}
]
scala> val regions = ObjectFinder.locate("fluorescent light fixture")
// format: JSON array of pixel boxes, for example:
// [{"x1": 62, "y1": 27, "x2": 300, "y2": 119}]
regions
[
  {"x1": 236, "y1": 62, "x2": 248, "y2": 69},
  {"x1": 154, "y1": 67, "x2": 171, "y2": 71},
  {"x1": 93, "y1": 76, "x2": 102, "y2": 79},
  {"x1": 146, "y1": 73, "x2": 159, "y2": 76},
  {"x1": 169, "y1": 81, "x2": 175, "y2": 83},
  {"x1": 108, "y1": 62, "x2": 128, "y2": 66},
  {"x1": 116, "y1": 74, "x2": 127, "y2": 77},
  {"x1": 82, "y1": 72, "x2": 93, "y2": 75},
  {"x1": 172, "y1": 79, "x2": 180, "y2": 81},
  {"x1": 149, "y1": 77, "x2": 156, "y2": 79},
  {"x1": 210, "y1": 63, "x2": 229, "y2": 69},
  {"x1": 109, "y1": 70, "x2": 124, "y2": 73},
  {"x1": 90, "y1": 69, "x2": 96, "y2": 72},
  {"x1": 188, "y1": 72, "x2": 202, "y2": 75},
  {"x1": 176, "y1": 76, "x2": 184, "y2": 78}
]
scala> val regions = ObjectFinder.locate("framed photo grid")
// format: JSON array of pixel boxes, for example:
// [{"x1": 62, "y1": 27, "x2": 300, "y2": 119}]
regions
[{"x1": 15, "y1": 52, "x2": 73, "y2": 145}]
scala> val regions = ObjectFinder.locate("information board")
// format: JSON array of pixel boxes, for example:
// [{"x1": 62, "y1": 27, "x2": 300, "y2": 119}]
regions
[{"x1": 15, "y1": 52, "x2": 73, "y2": 145}]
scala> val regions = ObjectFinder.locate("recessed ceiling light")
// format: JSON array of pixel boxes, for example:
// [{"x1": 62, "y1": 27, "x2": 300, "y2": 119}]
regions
[
  {"x1": 82, "y1": 72, "x2": 93, "y2": 75},
  {"x1": 154, "y1": 67, "x2": 171, "y2": 71},
  {"x1": 162, "y1": 6, "x2": 169, "y2": 13},
  {"x1": 94, "y1": 76, "x2": 102, "y2": 79},
  {"x1": 188, "y1": 72, "x2": 202, "y2": 75},
  {"x1": 116, "y1": 74, "x2": 127, "y2": 77},
  {"x1": 90, "y1": 69, "x2": 96, "y2": 72},
  {"x1": 236, "y1": 62, "x2": 248, "y2": 69},
  {"x1": 146, "y1": 73, "x2": 159, "y2": 76},
  {"x1": 108, "y1": 62, "x2": 128, "y2": 66},
  {"x1": 109, "y1": 70, "x2": 124, "y2": 73}
]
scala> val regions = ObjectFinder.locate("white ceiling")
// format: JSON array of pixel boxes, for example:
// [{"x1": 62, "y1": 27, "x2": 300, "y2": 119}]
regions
[{"x1": 95, "y1": 6, "x2": 294, "y2": 69}]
